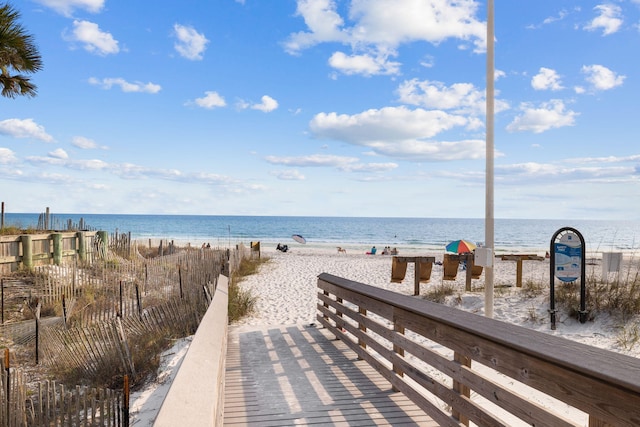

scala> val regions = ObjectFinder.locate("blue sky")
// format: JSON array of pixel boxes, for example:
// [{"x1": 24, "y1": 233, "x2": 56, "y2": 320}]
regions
[{"x1": 2, "y1": 0, "x2": 639, "y2": 220}]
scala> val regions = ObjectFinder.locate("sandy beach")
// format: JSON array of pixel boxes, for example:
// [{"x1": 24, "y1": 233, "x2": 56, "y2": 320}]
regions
[
  {"x1": 130, "y1": 246, "x2": 640, "y2": 425},
  {"x1": 232, "y1": 246, "x2": 640, "y2": 357}
]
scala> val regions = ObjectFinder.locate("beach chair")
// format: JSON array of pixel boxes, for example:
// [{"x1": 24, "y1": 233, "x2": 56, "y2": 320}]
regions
[
  {"x1": 442, "y1": 254, "x2": 459, "y2": 280},
  {"x1": 419, "y1": 260, "x2": 433, "y2": 283},
  {"x1": 391, "y1": 257, "x2": 408, "y2": 282},
  {"x1": 471, "y1": 263, "x2": 483, "y2": 279}
]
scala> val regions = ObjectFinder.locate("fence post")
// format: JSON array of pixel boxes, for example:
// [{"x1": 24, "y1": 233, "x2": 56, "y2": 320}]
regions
[
  {"x1": 52, "y1": 233, "x2": 62, "y2": 265},
  {"x1": 135, "y1": 284, "x2": 142, "y2": 318},
  {"x1": 21, "y1": 235, "x2": 33, "y2": 271},
  {"x1": 35, "y1": 302, "x2": 42, "y2": 364},
  {"x1": 123, "y1": 375, "x2": 130, "y2": 427},
  {"x1": 5, "y1": 349, "x2": 9, "y2": 424},
  {"x1": 97, "y1": 231, "x2": 108, "y2": 257}
]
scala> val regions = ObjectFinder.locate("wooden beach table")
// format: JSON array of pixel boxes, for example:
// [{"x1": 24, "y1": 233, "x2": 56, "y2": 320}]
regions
[
  {"x1": 445, "y1": 253, "x2": 481, "y2": 291},
  {"x1": 499, "y1": 254, "x2": 545, "y2": 287},
  {"x1": 392, "y1": 256, "x2": 435, "y2": 296}
]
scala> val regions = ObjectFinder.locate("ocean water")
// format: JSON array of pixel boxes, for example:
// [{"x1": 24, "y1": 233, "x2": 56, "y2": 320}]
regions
[{"x1": 3, "y1": 213, "x2": 639, "y2": 255}]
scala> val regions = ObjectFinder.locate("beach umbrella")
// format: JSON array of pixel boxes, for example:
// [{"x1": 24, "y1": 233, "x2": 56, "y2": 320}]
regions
[
  {"x1": 445, "y1": 239, "x2": 476, "y2": 254},
  {"x1": 292, "y1": 234, "x2": 306, "y2": 244}
]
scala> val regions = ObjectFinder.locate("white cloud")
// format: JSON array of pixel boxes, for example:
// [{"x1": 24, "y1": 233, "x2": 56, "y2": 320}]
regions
[
  {"x1": 173, "y1": 24, "x2": 209, "y2": 60},
  {"x1": 284, "y1": 0, "x2": 487, "y2": 62},
  {"x1": 351, "y1": 0, "x2": 486, "y2": 50},
  {"x1": 0, "y1": 118, "x2": 54, "y2": 142},
  {"x1": 68, "y1": 20, "x2": 119, "y2": 55},
  {"x1": 265, "y1": 154, "x2": 398, "y2": 173},
  {"x1": 0, "y1": 148, "x2": 18, "y2": 164},
  {"x1": 396, "y1": 79, "x2": 509, "y2": 116},
  {"x1": 72, "y1": 136, "x2": 100, "y2": 149},
  {"x1": 328, "y1": 51, "x2": 401, "y2": 76},
  {"x1": 496, "y1": 161, "x2": 637, "y2": 184},
  {"x1": 311, "y1": 106, "x2": 468, "y2": 143},
  {"x1": 271, "y1": 170, "x2": 306, "y2": 180},
  {"x1": 507, "y1": 100, "x2": 578, "y2": 134},
  {"x1": 35, "y1": 0, "x2": 104, "y2": 17},
  {"x1": 307, "y1": 106, "x2": 489, "y2": 161},
  {"x1": 531, "y1": 67, "x2": 564, "y2": 91},
  {"x1": 191, "y1": 91, "x2": 227, "y2": 109},
  {"x1": 584, "y1": 4, "x2": 623, "y2": 36},
  {"x1": 284, "y1": 0, "x2": 348, "y2": 53},
  {"x1": 581, "y1": 64, "x2": 625, "y2": 91},
  {"x1": 49, "y1": 148, "x2": 69, "y2": 159},
  {"x1": 26, "y1": 155, "x2": 109, "y2": 171},
  {"x1": 397, "y1": 79, "x2": 485, "y2": 114},
  {"x1": 265, "y1": 154, "x2": 359, "y2": 167},
  {"x1": 251, "y1": 96, "x2": 279, "y2": 112},
  {"x1": 339, "y1": 162, "x2": 398, "y2": 173},
  {"x1": 494, "y1": 69, "x2": 506, "y2": 80},
  {"x1": 88, "y1": 77, "x2": 161, "y2": 93}
]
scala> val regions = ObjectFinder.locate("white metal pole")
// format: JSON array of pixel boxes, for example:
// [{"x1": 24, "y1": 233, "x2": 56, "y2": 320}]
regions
[{"x1": 485, "y1": 0, "x2": 495, "y2": 318}]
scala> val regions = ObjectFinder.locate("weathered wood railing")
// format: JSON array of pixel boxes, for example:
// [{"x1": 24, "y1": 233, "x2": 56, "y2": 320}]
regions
[
  {"x1": 0, "y1": 231, "x2": 103, "y2": 273},
  {"x1": 317, "y1": 272, "x2": 640, "y2": 427},
  {"x1": 154, "y1": 274, "x2": 229, "y2": 426}
]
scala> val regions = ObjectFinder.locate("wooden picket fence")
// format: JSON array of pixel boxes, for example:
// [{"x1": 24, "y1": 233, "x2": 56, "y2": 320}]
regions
[
  {"x1": 1, "y1": 354, "x2": 125, "y2": 427},
  {"x1": 26, "y1": 381, "x2": 124, "y2": 427},
  {"x1": 0, "y1": 355, "x2": 28, "y2": 427},
  {"x1": 0, "y1": 240, "x2": 239, "y2": 425}
]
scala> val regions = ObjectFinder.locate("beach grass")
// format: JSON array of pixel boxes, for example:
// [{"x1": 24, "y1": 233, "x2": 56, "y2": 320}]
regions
[
  {"x1": 229, "y1": 256, "x2": 265, "y2": 322},
  {"x1": 0, "y1": 224, "x2": 37, "y2": 235}
]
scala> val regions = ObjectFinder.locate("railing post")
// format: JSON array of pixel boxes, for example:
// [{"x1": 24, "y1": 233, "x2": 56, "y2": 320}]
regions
[
  {"x1": 358, "y1": 307, "x2": 367, "y2": 358},
  {"x1": 76, "y1": 231, "x2": 86, "y2": 262},
  {"x1": 334, "y1": 297, "x2": 344, "y2": 339},
  {"x1": 465, "y1": 253, "x2": 472, "y2": 292},
  {"x1": 52, "y1": 233, "x2": 62, "y2": 265},
  {"x1": 392, "y1": 315, "x2": 404, "y2": 392},
  {"x1": 452, "y1": 352, "x2": 471, "y2": 426},
  {"x1": 21, "y1": 235, "x2": 33, "y2": 271}
]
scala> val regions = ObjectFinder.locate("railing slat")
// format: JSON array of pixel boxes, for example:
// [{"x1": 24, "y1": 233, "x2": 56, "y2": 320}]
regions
[{"x1": 318, "y1": 272, "x2": 640, "y2": 427}]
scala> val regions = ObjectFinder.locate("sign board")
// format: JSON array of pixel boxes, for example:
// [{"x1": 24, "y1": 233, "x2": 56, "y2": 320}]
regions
[
  {"x1": 550, "y1": 227, "x2": 587, "y2": 328},
  {"x1": 554, "y1": 231, "x2": 582, "y2": 282},
  {"x1": 474, "y1": 247, "x2": 493, "y2": 267}
]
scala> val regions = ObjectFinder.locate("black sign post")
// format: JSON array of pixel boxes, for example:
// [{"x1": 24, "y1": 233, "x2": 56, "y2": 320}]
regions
[{"x1": 549, "y1": 227, "x2": 587, "y2": 329}]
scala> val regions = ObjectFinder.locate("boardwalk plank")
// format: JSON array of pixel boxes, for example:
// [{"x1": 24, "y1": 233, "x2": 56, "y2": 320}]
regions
[{"x1": 224, "y1": 324, "x2": 437, "y2": 426}]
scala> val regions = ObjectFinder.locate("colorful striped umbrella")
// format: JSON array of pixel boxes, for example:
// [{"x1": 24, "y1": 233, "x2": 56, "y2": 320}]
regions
[{"x1": 445, "y1": 239, "x2": 476, "y2": 254}]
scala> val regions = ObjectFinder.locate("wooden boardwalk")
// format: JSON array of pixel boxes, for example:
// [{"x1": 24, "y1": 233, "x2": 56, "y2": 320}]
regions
[{"x1": 224, "y1": 324, "x2": 437, "y2": 426}]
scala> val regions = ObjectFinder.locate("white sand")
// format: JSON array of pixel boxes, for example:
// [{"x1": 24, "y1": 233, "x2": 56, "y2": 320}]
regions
[
  {"x1": 234, "y1": 246, "x2": 640, "y2": 357},
  {"x1": 131, "y1": 246, "x2": 640, "y2": 425}
]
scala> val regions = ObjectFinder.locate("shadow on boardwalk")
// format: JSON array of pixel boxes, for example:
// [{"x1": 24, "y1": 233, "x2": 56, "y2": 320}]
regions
[{"x1": 224, "y1": 324, "x2": 436, "y2": 426}]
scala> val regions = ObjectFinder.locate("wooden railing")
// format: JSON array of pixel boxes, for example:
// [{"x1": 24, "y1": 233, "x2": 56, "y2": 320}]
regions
[
  {"x1": 0, "y1": 231, "x2": 102, "y2": 273},
  {"x1": 317, "y1": 272, "x2": 640, "y2": 427},
  {"x1": 154, "y1": 274, "x2": 229, "y2": 426}
]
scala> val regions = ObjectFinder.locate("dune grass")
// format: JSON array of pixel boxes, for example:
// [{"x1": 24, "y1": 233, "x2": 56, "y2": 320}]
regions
[{"x1": 229, "y1": 256, "x2": 266, "y2": 323}]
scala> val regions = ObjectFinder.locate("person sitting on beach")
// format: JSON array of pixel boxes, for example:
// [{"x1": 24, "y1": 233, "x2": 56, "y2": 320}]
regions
[
  {"x1": 366, "y1": 246, "x2": 377, "y2": 255},
  {"x1": 390, "y1": 247, "x2": 398, "y2": 255},
  {"x1": 276, "y1": 243, "x2": 288, "y2": 252},
  {"x1": 381, "y1": 246, "x2": 389, "y2": 255}
]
